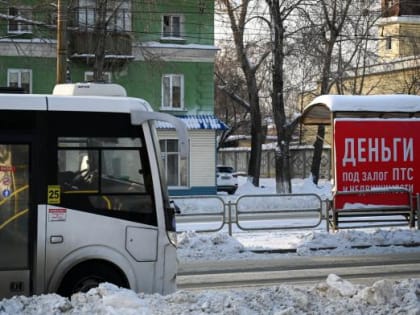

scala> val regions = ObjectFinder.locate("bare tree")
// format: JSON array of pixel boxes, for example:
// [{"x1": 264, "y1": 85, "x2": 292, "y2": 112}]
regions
[
  {"x1": 299, "y1": 0, "x2": 386, "y2": 184},
  {"x1": 265, "y1": 0, "x2": 304, "y2": 193},
  {"x1": 313, "y1": 1, "x2": 351, "y2": 184},
  {"x1": 217, "y1": 0, "x2": 271, "y2": 186},
  {"x1": 215, "y1": 46, "x2": 251, "y2": 149},
  {"x1": 89, "y1": 0, "x2": 127, "y2": 81}
]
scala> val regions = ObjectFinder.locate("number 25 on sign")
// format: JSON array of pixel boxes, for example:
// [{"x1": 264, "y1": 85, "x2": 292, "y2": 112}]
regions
[{"x1": 48, "y1": 185, "x2": 61, "y2": 204}]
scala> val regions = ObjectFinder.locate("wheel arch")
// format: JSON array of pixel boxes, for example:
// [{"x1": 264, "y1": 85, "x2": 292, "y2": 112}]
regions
[{"x1": 47, "y1": 245, "x2": 138, "y2": 294}]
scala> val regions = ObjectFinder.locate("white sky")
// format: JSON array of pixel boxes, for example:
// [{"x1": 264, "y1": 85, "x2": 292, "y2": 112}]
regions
[{"x1": 0, "y1": 177, "x2": 419, "y2": 314}]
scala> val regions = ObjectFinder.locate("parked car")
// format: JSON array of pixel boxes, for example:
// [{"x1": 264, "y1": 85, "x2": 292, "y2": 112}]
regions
[{"x1": 216, "y1": 165, "x2": 238, "y2": 194}]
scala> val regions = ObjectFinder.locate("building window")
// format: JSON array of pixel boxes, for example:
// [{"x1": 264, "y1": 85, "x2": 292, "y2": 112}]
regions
[
  {"x1": 76, "y1": 0, "x2": 94, "y2": 29},
  {"x1": 84, "y1": 71, "x2": 112, "y2": 82},
  {"x1": 159, "y1": 139, "x2": 188, "y2": 187},
  {"x1": 76, "y1": 0, "x2": 131, "y2": 32},
  {"x1": 7, "y1": 69, "x2": 32, "y2": 93},
  {"x1": 8, "y1": 7, "x2": 32, "y2": 34},
  {"x1": 162, "y1": 15, "x2": 183, "y2": 39},
  {"x1": 386, "y1": 36, "x2": 392, "y2": 50},
  {"x1": 162, "y1": 74, "x2": 184, "y2": 109}
]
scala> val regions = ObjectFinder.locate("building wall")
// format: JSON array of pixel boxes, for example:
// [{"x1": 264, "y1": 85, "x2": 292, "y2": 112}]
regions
[
  {"x1": 0, "y1": 52, "x2": 216, "y2": 108},
  {"x1": 158, "y1": 129, "x2": 217, "y2": 195},
  {"x1": 0, "y1": 1, "x2": 216, "y2": 111},
  {"x1": 118, "y1": 61, "x2": 215, "y2": 113},
  {"x1": 133, "y1": 0, "x2": 214, "y2": 46},
  {"x1": 334, "y1": 61, "x2": 419, "y2": 95},
  {"x1": 189, "y1": 130, "x2": 217, "y2": 187},
  {"x1": 378, "y1": 17, "x2": 420, "y2": 61},
  {"x1": 0, "y1": 56, "x2": 55, "y2": 93}
]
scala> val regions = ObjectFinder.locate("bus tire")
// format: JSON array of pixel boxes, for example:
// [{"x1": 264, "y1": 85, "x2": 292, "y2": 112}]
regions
[{"x1": 57, "y1": 259, "x2": 130, "y2": 297}]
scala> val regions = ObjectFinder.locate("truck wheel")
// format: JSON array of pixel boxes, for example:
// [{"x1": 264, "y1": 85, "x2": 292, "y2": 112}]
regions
[{"x1": 57, "y1": 260, "x2": 129, "y2": 297}]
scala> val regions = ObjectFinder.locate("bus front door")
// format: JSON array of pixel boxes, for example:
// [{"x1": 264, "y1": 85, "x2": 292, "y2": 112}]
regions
[{"x1": 0, "y1": 143, "x2": 31, "y2": 298}]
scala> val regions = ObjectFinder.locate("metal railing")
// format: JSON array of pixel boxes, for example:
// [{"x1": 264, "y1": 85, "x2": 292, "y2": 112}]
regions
[
  {"x1": 172, "y1": 193, "x2": 325, "y2": 235},
  {"x1": 173, "y1": 191, "x2": 419, "y2": 235},
  {"x1": 172, "y1": 195, "x2": 226, "y2": 233}
]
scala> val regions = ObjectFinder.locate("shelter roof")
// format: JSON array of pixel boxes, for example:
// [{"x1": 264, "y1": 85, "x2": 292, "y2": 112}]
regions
[{"x1": 301, "y1": 94, "x2": 420, "y2": 125}]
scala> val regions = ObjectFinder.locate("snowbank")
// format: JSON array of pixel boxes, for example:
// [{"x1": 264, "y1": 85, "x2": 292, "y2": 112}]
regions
[
  {"x1": 177, "y1": 229, "x2": 420, "y2": 262},
  {"x1": 1, "y1": 278, "x2": 418, "y2": 314}
]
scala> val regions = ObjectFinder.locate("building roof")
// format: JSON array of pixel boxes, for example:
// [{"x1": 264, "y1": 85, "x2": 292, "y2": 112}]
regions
[{"x1": 155, "y1": 115, "x2": 228, "y2": 130}]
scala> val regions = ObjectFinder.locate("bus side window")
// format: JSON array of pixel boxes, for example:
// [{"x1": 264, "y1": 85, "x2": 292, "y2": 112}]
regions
[{"x1": 56, "y1": 137, "x2": 157, "y2": 226}]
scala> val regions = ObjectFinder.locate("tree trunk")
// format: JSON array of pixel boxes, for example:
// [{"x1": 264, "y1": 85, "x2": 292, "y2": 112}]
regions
[
  {"x1": 93, "y1": 0, "x2": 107, "y2": 81},
  {"x1": 267, "y1": 0, "x2": 294, "y2": 194},
  {"x1": 247, "y1": 82, "x2": 263, "y2": 187}
]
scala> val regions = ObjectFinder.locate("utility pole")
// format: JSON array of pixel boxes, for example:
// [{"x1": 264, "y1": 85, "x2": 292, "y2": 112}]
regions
[{"x1": 56, "y1": 0, "x2": 67, "y2": 84}]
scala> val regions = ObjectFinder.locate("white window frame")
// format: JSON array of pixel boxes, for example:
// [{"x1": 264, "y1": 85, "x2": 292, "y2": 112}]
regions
[
  {"x1": 8, "y1": 7, "x2": 32, "y2": 34},
  {"x1": 161, "y1": 14, "x2": 184, "y2": 39},
  {"x1": 108, "y1": 1, "x2": 131, "y2": 32},
  {"x1": 84, "y1": 71, "x2": 112, "y2": 83},
  {"x1": 161, "y1": 74, "x2": 184, "y2": 110},
  {"x1": 159, "y1": 139, "x2": 189, "y2": 188},
  {"x1": 77, "y1": 0, "x2": 95, "y2": 30},
  {"x1": 77, "y1": 0, "x2": 131, "y2": 32},
  {"x1": 7, "y1": 69, "x2": 32, "y2": 93}
]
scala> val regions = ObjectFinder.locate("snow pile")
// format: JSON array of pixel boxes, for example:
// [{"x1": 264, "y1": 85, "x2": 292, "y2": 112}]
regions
[
  {"x1": 295, "y1": 229, "x2": 420, "y2": 256},
  {"x1": 177, "y1": 231, "x2": 249, "y2": 261},
  {"x1": 1, "y1": 278, "x2": 418, "y2": 314},
  {"x1": 0, "y1": 293, "x2": 71, "y2": 314},
  {"x1": 177, "y1": 229, "x2": 420, "y2": 262}
]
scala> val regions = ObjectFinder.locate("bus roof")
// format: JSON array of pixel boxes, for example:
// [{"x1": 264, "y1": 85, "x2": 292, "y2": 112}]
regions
[
  {"x1": 301, "y1": 94, "x2": 420, "y2": 125},
  {"x1": 0, "y1": 94, "x2": 46, "y2": 111},
  {"x1": 47, "y1": 95, "x2": 152, "y2": 113},
  {"x1": 0, "y1": 93, "x2": 152, "y2": 113}
]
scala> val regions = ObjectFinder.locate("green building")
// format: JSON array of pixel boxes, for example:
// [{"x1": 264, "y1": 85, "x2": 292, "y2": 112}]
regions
[{"x1": 0, "y1": 0, "x2": 225, "y2": 195}]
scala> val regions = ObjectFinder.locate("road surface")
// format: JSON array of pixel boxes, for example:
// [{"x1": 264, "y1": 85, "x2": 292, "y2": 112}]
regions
[{"x1": 178, "y1": 252, "x2": 420, "y2": 290}]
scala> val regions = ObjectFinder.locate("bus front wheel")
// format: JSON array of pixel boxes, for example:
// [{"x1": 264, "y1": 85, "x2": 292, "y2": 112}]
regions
[{"x1": 57, "y1": 260, "x2": 129, "y2": 297}]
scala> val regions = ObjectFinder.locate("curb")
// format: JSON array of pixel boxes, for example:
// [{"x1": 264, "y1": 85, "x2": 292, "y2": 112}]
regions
[{"x1": 250, "y1": 242, "x2": 420, "y2": 254}]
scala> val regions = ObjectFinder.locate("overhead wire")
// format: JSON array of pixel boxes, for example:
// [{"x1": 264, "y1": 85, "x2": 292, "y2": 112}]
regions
[{"x1": 0, "y1": 1, "x2": 417, "y2": 45}]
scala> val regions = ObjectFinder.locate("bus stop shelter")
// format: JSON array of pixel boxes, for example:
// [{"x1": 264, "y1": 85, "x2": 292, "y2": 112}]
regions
[{"x1": 301, "y1": 94, "x2": 420, "y2": 229}]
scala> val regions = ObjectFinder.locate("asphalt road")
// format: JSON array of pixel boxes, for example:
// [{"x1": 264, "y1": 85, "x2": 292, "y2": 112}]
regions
[{"x1": 177, "y1": 252, "x2": 420, "y2": 290}]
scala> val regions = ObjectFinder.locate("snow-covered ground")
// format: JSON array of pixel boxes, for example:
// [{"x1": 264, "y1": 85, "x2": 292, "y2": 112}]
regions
[{"x1": 1, "y1": 177, "x2": 419, "y2": 314}]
